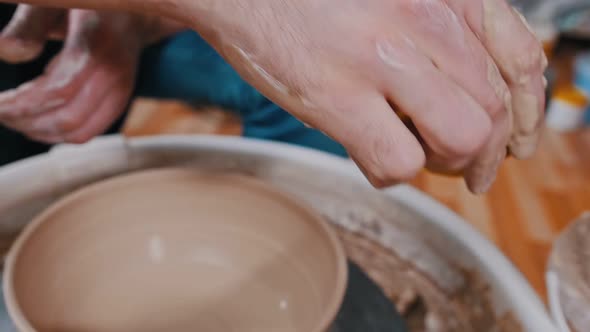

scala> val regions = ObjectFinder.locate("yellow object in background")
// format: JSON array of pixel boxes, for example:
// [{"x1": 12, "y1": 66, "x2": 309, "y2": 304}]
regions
[
  {"x1": 546, "y1": 85, "x2": 589, "y2": 132},
  {"x1": 547, "y1": 52, "x2": 590, "y2": 132}
]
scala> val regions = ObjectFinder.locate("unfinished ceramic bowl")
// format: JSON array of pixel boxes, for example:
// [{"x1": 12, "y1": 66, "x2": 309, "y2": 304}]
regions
[{"x1": 3, "y1": 168, "x2": 347, "y2": 332}]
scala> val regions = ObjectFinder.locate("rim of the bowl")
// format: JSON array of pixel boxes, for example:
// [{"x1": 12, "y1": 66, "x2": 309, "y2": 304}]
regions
[{"x1": 3, "y1": 167, "x2": 348, "y2": 332}]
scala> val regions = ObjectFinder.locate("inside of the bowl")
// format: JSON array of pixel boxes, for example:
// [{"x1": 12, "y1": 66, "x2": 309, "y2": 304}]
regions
[{"x1": 9, "y1": 169, "x2": 345, "y2": 332}]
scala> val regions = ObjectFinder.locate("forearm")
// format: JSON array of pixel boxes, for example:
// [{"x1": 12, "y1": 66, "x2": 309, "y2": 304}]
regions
[
  {"x1": 0, "y1": 0, "x2": 169, "y2": 17},
  {"x1": 0, "y1": 0, "x2": 222, "y2": 40}
]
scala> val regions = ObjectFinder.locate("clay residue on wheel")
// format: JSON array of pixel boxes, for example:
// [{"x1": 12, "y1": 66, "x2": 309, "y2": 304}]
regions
[
  {"x1": 335, "y1": 227, "x2": 522, "y2": 332},
  {"x1": 548, "y1": 212, "x2": 590, "y2": 332}
]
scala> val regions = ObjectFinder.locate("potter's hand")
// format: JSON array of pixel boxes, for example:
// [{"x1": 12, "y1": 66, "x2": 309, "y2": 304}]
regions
[
  {"x1": 0, "y1": 7, "x2": 182, "y2": 144},
  {"x1": 186, "y1": 0, "x2": 546, "y2": 193},
  {"x1": 0, "y1": 7, "x2": 141, "y2": 143},
  {"x1": 0, "y1": 0, "x2": 547, "y2": 193}
]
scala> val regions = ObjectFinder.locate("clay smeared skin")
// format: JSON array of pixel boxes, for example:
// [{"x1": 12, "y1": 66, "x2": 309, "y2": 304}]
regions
[
  {"x1": 0, "y1": 0, "x2": 546, "y2": 194},
  {"x1": 0, "y1": 8, "x2": 184, "y2": 143}
]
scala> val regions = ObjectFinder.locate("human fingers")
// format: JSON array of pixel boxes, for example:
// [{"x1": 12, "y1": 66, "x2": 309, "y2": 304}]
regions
[
  {"x1": 463, "y1": 0, "x2": 547, "y2": 159},
  {"x1": 376, "y1": 37, "x2": 492, "y2": 171},
  {"x1": 294, "y1": 90, "x2": 426, "y2": 188},
  {"x1": 24, "y1": 86, "x2": 129, "y2": 144},
  {"x1": 337, "y1": 95, "x2": 426, "y2": 187},
  {"x1": 397, "y1": 3, "x2": 513, "y2": 192},
  {"x1": 464, "y1": 104, "x2": 512, "y2": 193},
  {"x1": 0, "y1": 50, "x2": 90, "y2": 122}
]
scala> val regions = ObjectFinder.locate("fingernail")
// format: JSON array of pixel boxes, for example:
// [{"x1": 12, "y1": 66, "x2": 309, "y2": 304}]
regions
[
  {"x1": 467, "y1": 176, "x2": 495, "y2": 195},
  {"x1": 466, "y1": 149, "x2": 506, "y2": 194}
]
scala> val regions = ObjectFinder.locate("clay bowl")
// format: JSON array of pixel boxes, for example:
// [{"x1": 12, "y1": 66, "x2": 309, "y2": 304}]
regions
[{"x1": 3, "y1": 167, "x2": 347, "y2": 332}]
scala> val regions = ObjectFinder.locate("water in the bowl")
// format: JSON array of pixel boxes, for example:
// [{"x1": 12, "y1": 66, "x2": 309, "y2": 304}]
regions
[
  {"x1": 75, "y1": 264, "x2": 308, "y2": 331},
  {"x1": 90, "y1": 269, "x2": 298, "y2": 331},
  {"x1": 14, "y1": 238, "x2": 323, "y2": 332}
]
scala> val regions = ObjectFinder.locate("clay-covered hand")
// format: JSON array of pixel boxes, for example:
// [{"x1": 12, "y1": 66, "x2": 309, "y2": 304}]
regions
[
  {"x1": 0, "y1": 6, "x2": 182, "y2": 144},
  {"x1": 182, "y1": 0, "x2": 547, "y2": 193},
  {"x1": 0, "y1": 0, "x2": 546, "y2": 193}
]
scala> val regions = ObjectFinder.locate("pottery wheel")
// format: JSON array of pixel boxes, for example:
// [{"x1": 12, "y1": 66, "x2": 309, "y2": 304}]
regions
[{"x1": 333, "y1": 261, "x2": 408, "y2": 332}]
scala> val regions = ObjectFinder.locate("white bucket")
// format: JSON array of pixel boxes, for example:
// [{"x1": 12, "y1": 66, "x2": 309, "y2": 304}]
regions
[{"x1": 0, "y1": 135, "x2": 559, "y2": 331}]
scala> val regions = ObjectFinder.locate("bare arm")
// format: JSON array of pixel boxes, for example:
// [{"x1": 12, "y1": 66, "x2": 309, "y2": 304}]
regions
[
  {"x1": 0, "y1": 0, "x2": 182, "y2": 20},
  {"x1": 0, "y1": 0, "x2": 219, "y2": 40},
  {"x1": 0, "y1": 0, "x2": 145, "y2": 11}
]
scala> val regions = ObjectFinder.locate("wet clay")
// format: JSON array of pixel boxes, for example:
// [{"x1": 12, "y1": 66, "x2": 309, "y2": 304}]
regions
[
  {"x1": 337, "y1": 227, "x2": 522, "y2": 332},
  {"x1": 549, "y1": 212, "x2": 590, "y2": 332},
  {"x1": 4, "y1": 168, "x2": 347, "y2": 332}
]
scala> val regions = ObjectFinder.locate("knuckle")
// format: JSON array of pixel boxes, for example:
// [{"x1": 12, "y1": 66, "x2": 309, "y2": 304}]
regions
[
  {"x1": 482, "y1": 88, "x2": 510, "y2": 119},
  {"x1": 445, "y1": 120, "x2": 492, "y2": 158},
  {"x1": 321, "y1": 93, "x2": 366, "y2": 125}
]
